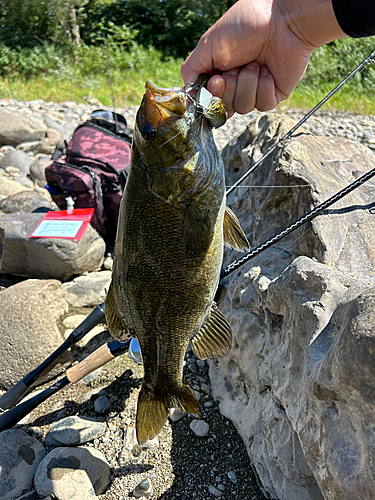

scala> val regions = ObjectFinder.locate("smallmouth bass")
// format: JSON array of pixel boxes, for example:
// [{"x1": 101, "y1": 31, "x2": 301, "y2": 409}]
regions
[{"x1": 106, "y1": 77, "x2": 249, "y2": 444}]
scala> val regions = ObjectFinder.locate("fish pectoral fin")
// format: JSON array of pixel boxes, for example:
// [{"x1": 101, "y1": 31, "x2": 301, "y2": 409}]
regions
[
  {"x1": 191, "y1": 302, "x2": 232, "y2": 360},
  {"x1": 136, "y1": 383, "x2": 200, "y2": 445},
  {"x1": 223, "y1": 206, "x2": 250, "y2": 252},
  {"x1": 105, "y1": 283, "x2": 131, "y2": 341},
  {"x1": 182, "y1": 203, "x2": 212, "y2": 258}
]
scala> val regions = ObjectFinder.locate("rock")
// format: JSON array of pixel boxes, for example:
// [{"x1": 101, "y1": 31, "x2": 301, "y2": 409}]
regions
[
  {"x1": 0, "y1": 190, "x2": 57, "y2": 214},
  {"x1": 169, "y1": 409, "x2": 186, "y2": 422},
  {"x1": 63, "y1": 314, "x2": 87, "y2": 329},
  {"x1": 94, "y1": 396, "x2": 110, "y2": 414},
  {"x1": 16, "y1": 141, "x2": 42, "y2": 154},
  {"x1": 210, "y1": 113, "x2": 375, "y2": 500},
  {"x1": 189, "y1": 419, "x2": 209, "y2": 437},
  {"x1": 208, "y1": 484, "x2": 224, "y2": 497},
  {"x1": 0, "y1": 213, "x2": 105, "y2": 281},
  {"x1": 14, "y1": 491, "x2": 38, "y2": 500},
  {"x1": 0, "y1": 177, "x2": 33, "y2": 198},
  {"x1": 133, "y1": 477, "x2": 153, "y2": 498},
  {"x1": 45, "y1": 416, "x2": 106, "y2": 446},
  {"x1": 39, "y1": 128, "x2": 63, "y2": 155},
  {"x1": 0, "y1": 108, "x2": 47, "y2": 147},
  {"x1": 43, "y1": 116, "x2": 73, "y2": 141},
  {"x1": 0, "y1": 429, "x2": 46, "y2": 500},
  {"x1": 0, "y1": 148, "x2": 35, "y2": 176},
  {"x1": 118, "y1": 427, "x2": 146, "y2": 465},
  {"x1": 61, "y1": 271, "x2": 111, "y2": 307},
  {"x1": 227, "y1": 471, "x2": 237, "y2": 484},
  {"x1": 29, "y1": 158, "x2": 51, "y2": 187},
  {"x1": 0, "y1": 279, "x2": 69, "y2": 389},
  {"x1": 34, "y1": 446, "x2": 111, "y2": 498}
]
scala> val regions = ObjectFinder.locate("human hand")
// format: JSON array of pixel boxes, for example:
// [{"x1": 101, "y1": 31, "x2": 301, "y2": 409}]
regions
[{"x1": 181, "y1": 0, "x2": 346, "y2": 117}]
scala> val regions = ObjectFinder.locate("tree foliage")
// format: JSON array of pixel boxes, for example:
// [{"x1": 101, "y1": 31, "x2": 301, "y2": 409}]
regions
[{"x1": 0, "y1": 0, "x2": 236, "y2": 57}]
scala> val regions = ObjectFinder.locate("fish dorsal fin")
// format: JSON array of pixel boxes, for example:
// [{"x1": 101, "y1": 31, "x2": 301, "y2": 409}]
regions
[
  {"x1": 105, "y1": 283, "x2": 131, "y2": 341},
  {"x1": 191, "y1": 302, "x2": 232, "y2": 360},
  {"x1": 223, "y1": 206, "x2": 250, "y2": 252}
]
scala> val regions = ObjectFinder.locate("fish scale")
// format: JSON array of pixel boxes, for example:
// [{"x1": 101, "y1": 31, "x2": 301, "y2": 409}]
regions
[{"x1": 106, "y1": 78, "x2": 249, "y2": 444}]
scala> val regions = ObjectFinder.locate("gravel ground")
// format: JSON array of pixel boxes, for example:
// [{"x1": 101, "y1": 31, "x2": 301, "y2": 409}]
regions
[
  {"x1": 1, "y1": 97, "x2": 374, "y2": 499},
  {"x1": 20, "y1": 314, "x2": 266, "y2": 500}
]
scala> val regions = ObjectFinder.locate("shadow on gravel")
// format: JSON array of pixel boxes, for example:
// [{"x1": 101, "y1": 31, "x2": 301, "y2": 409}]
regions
[
  {"x1": 157, "y1": 363, "x2": 267, "y2": 500},
  {"x1": 26, "y1": 367, "x2": 142, "y2": 429}
]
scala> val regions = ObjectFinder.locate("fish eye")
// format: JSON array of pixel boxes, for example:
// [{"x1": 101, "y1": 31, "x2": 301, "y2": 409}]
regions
[{"x1": 141, "y1": 124, "x2": 157, "y2": 141}]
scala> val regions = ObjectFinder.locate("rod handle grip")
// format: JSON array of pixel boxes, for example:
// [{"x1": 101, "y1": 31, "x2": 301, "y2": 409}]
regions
[{"x1": 66, "y1": 343, "x2": 114, "y2": 383}]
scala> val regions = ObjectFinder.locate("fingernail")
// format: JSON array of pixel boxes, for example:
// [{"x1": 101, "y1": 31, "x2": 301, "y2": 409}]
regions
[
  {"x1": 209, "y1": 76, "x2": 224, "y2": 95},
  {"x1": 260, "y1": 66, "x2": 270, "y2": 77},
  {"x1": 246, "y1": 62, "x2": 258, "y2": 71}
]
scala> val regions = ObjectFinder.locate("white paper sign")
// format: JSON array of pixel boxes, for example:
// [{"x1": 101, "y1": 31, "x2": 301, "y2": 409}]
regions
[{"x1": 31, "y1": 220, "x2": 83, "y2": 238}]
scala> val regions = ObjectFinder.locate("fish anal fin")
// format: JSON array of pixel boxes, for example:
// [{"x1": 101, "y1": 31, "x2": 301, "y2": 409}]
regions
[
  {"x1": 191, "y1": 302, "x2": 232, "y2": 360},
  {"x1": 223, "y1": 206, "x2": 250, "y2": 252},
  {"x1": 105, "y1": 283, "x2": 130, "y2": 341},
  {"x1": 136, "y1": 383, "x2": 200, "y2": 445}
]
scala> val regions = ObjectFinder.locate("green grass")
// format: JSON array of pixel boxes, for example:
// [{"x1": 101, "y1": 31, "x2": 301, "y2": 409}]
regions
[
  {"x1": 281, "y1": 83, "x2": 375, "y2": 115},
  {"x1": 2, "y1": 72, "x2": 374, "y2": 116},
  {"x1": 0, "y1": 40, "x2": 374, "y2": 115}
]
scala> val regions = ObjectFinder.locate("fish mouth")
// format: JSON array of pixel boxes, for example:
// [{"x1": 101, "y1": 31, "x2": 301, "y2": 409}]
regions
[{"x1": 138, "y1": 82, "x2": 187, "y2": 132}]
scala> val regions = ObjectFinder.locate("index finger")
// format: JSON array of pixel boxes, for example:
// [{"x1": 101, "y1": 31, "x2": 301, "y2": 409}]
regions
[{"x1": 181, "y1": 47, "x2": 211, "y2": 85}]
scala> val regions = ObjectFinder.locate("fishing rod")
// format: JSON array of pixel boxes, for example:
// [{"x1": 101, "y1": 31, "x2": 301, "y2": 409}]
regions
[
  {"x1": 226, "y1": 48, "x2": 375, "y2": 198},
  {"x1": 0, "y1": 339, "x2": 133, "y2": 431},
  {"x1": 220, "y1": 48, "x2": 375, "y2": 278},
  {"x1": 0, "y1": 302, "x2": 106, "y2": 411},
  {"x1": 221, "y1": 163, "x2": 375, "y2": 279}
]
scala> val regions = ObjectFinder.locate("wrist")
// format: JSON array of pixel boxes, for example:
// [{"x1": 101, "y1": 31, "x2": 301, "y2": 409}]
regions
[{"x1": 279, "y1": 0, "x2": 348, "y2": 49}]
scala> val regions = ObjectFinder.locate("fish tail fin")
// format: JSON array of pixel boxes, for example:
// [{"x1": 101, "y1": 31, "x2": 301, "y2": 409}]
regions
[
  {"x1": 168, "y1": 381, "x2": 201, "y2": 417},
  {"x1": 136, "y1": 383, "x2": 200, "y2": 445}
]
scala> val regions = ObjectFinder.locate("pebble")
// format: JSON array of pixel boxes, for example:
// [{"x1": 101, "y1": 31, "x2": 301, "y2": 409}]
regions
[
  {"x1": 133, "y1": 477, "x2": 153, "y2": 498},
  {"x1": 94, "y1": 395, "x2": 110, "y2": 413},
  {"x1": 44, "y1": 416, "x2": 106, "y2": 446},
  {"x1": 169, "y1": 408, "x2": 186, "y2": 422},
  {"x1": 190, "y1": 419, "x2": 210, "y2": 437},
  {"x1": 188, "y1": 363, "x2": 197, "y2": 373},
  {"x1": 228, "y1": 470, "x2": 238, "y2": 484},
  {"x1": 208, "y1": 484, "x2": 224, "y2": 497}
]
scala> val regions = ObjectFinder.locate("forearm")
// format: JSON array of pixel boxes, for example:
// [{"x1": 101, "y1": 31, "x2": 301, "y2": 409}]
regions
[{"x1": 279, "y1": 0, "x2": 348, "y2": 49}]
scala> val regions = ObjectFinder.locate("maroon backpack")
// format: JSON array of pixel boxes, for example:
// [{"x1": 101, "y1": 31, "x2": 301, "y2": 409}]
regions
[{"x1": 45, "y1": 111, "x2": 132, "y2": 244}]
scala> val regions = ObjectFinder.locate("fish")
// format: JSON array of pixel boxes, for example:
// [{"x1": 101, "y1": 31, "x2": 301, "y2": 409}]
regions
[{"x1": 105, "y1": 76, "x2": 249, "y2": 444}]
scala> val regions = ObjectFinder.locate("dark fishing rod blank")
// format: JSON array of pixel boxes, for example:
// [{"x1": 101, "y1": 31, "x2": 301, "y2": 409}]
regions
[
  {"x1": 0, "y1": 302, "x2": 106, "y2": 411},
  {"x1": 0, "y1": 339, "x2": 131, "y2": 432},
  {"x1": 221, "y1": 164, "x2": 375, "y2": 279}
]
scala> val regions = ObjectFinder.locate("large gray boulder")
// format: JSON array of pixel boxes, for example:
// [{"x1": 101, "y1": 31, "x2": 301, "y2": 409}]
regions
[
  {"x1": 34, "y1": 446, "x2": 111, "y2": 499},
  {"x1": 0, "y1": 108, "x2": 47, "y2": 147},
  {"x1": 0, "y1": 190, "x2": 57, "y2": 214},
  {"x1": 0, "y1": 149, "x2": 34, "y2": 176},
  {"x1": 0, "y1": 177, "x2": 33, "y2": 199},
  {"x1": 0, "y1": 279, "x2": 68, "y2": 389},
  {"x1": 211, "y1": 113, "x2": 375, "y2": 500},
  {"x1": 0, "y1": 213, "x2": 105, "y2": 281},
  {"x1": 0, "y1": 429, "x2": 46, "y2": 500}
]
